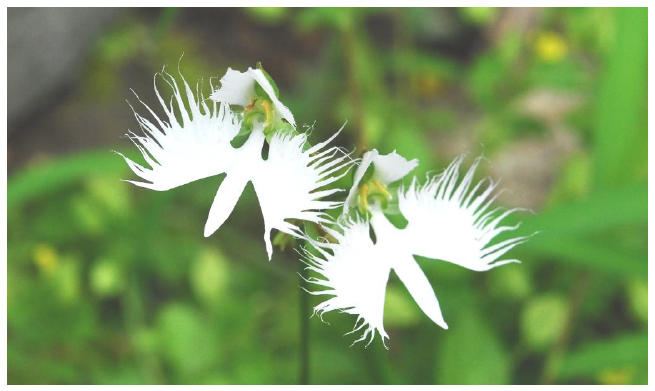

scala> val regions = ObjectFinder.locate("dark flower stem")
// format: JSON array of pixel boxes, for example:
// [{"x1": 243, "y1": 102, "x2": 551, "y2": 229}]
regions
[{"x1": 299, "y1": 261, "x2": 310, "y2": 385}]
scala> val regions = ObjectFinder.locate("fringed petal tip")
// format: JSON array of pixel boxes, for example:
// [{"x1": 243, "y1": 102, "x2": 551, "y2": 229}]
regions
[
  {"x1": 298, "y1": 218, "x2": 391, "y2": 347},
  {"x1": 399, "y1": 154, "x2": 532, "y2": 271},
  {"x1": 253, "y1": 128, "x2": 356, "y2": 258},
  {"x1": 120, "y1": 71, "x2": 242, "y2": 192}
]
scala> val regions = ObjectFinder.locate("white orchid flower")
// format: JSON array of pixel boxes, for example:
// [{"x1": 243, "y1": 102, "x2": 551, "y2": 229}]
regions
[
  {"x1": 301, "y1": 154, "x2": 531, "y2": 347},
  {"x1": 117, "y1": 69, "x2": 353, "y2": 259}
]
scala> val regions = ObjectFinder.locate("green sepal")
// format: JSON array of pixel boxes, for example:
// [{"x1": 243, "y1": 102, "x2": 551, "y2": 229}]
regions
[{"x1": 255, "y1": 62, "x2": 280, "y2": 99}]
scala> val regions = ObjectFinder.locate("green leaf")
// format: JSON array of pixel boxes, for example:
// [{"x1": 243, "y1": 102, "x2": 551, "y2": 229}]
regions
[
  {"x1": 8, "y1": 150, "x2": 131, "y2": 210},
  {"x1": 512, "y1": 182, "x2": 647, "y2": 278},
  {"x1": 593, "y1": 8, "x2": 647, "y2": 188},
  {"x1": 522, "y1": 237, "x2": 645, "y2": 278},
  {"x1": 559, "y1": 332, "x2": 647, "y2": 381},
  {"x1": 436, "y1": 311, "x2": 511, "y2": 384},
  {"x1": 518, "y1": 182, "x2": 647, "y2": 237}
]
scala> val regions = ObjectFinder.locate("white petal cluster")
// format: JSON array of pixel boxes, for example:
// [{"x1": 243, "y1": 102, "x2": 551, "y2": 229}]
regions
[
  {"x1": 119, "y1": 69, "x2": 352, "y2": 259},
  {"x1": 118, "y1": 63, "x2": 530, "y2": 349},
  {"x1": 304, "y1": 152, "x2": 530, "y2": 346}
]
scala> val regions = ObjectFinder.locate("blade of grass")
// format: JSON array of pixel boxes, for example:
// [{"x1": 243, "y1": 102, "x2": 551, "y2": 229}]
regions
[
  {"x1": 516, "y1": 182, "x2": 646, "y2": 237},
  {"x1": 593, "y1": 7, "x2": 647, "y2": 188},
  {"x1": 558, "y1": 332, "x2": 647, "y2": 380},
  {"x1": 8, "y1": 150, "x2": 135, "y2": 210}
]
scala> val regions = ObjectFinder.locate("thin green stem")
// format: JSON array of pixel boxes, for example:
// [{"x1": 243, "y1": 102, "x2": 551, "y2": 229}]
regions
[
  {"x1": 298, "y1": 261, "x2": 310, "y2": 385},
  {"x1": 342, "y1": 27, "x2": 367, "y2": 154},
  {"x1": 539, "y1": 271, "x2": 591, "y2": 384}
]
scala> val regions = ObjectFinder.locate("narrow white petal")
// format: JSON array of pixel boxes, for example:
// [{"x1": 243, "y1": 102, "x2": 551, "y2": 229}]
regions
[
  {"x1": 301, "y1": 219, "x2": 390, "y2": 346},
  {"x1": 120, "y1": 72, "x2": 241, "y2": 191},
  {"x1": 391, "y1": 254, "x2": 448, "y2": 329},
  {"x1": 399, "y1": 155, "x2": 530, "y2": 271},
  {"x1": 372, "y1": 150, "x2": 418, "y2": 185},
  {"x1": 368, "y1": 209, "x2": 448, "y2": 329},
  {"x1": 252, "y1": 129, "x2": 353, "y2": 260},
  {"x1": 204, "y1": 172, "x2": 250, "y2": 237}
]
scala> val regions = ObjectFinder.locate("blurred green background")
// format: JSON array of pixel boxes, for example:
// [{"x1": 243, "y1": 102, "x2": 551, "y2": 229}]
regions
[{"x1": 7, "y1": 7, "x2": 647, "y2": 385}]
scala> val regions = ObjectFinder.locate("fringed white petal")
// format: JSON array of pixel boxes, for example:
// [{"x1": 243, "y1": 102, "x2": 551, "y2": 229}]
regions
[
  {"x1": 399, "y1": 155, "x2": 530, "y2": 271},
  {"x1": 302, "y1": 156, "x2": 528, "y2": 347},
  {"x1": 209, "y1": 67, "x2": 296, "y2": 127},
  {"x1": 300, "y1": 218, "x2": 390, "y2": 347},
  {"x1": 117, "y1": 72, "x2": 241, "y2": 191},
  {"x1": 253, "y1": 128, "x2": 353, "y2": 259},
  {"x1": 120, "y1": 71, "x2": 352, "y2": 260}
]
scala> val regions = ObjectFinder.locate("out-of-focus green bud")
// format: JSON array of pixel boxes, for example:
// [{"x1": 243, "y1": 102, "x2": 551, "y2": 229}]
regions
[
  {"x1": 626, "y1": 279, "x2": 647, "y2": 324},
  {"x1": 90, "y1": 257, "x2": 125, "y2": 298},
  {"x1": 488, "y1": 265, "x2": 533, "y2": 301},
  {"x1": 50, "y1": 255, "x2": 82, "y2": 305},
  {"x1": 190, "y1": 248, "x2": 229, "y2": 308},
  {"x1": 521, "y1": 294, "x2": 568, "y2": 350},
  {"x1": 460, "y1": 7, "x2": 499, "y2": 26}
]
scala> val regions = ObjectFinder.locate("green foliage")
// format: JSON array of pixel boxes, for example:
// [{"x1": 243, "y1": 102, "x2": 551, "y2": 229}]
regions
[
  {"x1": 593, "y1": 7, "x2": 647, "y2": 188},
  {"x1": 437, "y1": 311, "x2": 510, "y2": 384},
  {"x1": 559, "y1": 333, "x2": 647, "y2": 384}
]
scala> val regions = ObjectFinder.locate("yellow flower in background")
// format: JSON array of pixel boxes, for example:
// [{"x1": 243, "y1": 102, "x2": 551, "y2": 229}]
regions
[
  {"x1": 598, "y1": 367, "x2": 636, "y2": 385},
  {"x1": 33, "y1": 244, "x2": 58, "y2": 274},
  {"x1": 535, "y1": 31, "x2": 568, "y2": 62}
]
